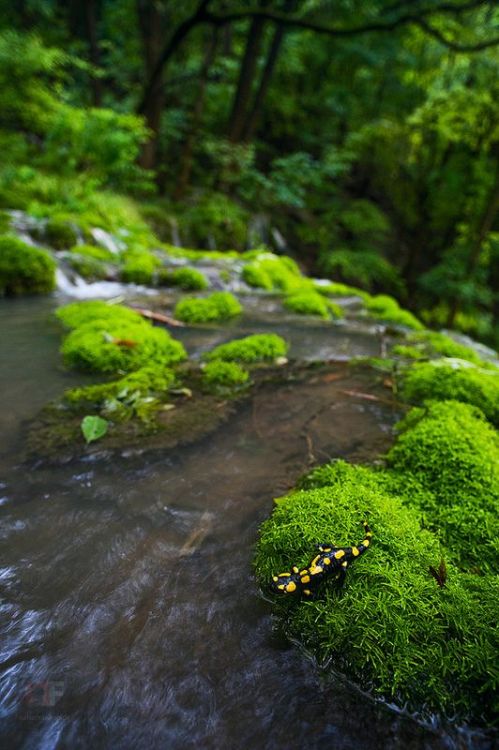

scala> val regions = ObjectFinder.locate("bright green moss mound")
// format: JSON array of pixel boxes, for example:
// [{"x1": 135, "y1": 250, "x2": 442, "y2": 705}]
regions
[
  {"x1": 68, "y1": 244, "x2": 115, "y2": 263},
  {"x1": 57, "y1": 301, "x2": 186, "y2": 374},
  {"x1": 65, "y1": 365, "x2": 176, "y2": 423},
  {"x1": 202, "y1": 360, "x2": 249, "y2": 390},
  {"x1": 68, "y1": 254, "x2": 108, "y2": 281},
  {"x1": 158, "y1": 266, "x2": 208, "y2": 291},
  {"x1": 44, "y1": 217, "x2": 78, "y2": 249},
  {"x1": 314, "y1": 280, "x2": 369, "y2": 299},
  {"x1": 254, "y1": 461, "x2": 498, "y2": 722},
  {"x1": 365, "y1": 294, "x2": 423, "y2": 330},
  {"x1": 242, "y1": 252, "x2": 303, "y2": 292},
  {"x1": 56, "y1": 300, "x2": 143, "y2": 330},
  {"x1": 406, "y1": 331, "x2": 486, "y2": 366},
  {"x1": 401, "y1": 359, "x2": 499, "y2": 427},
  {"x1": 0, "y1": 234, "x2": 56, "y2": 295},
  {"x1": 284, "y1": 290, "x2": 342, "y2": 319},
  {"x1": 121, "y1": 250, "x2": 160, "y2": 285},
  {"x1": 386, "y1": 401, "x2": 499, "y2": 573},
  {"x1": 205, "y1": 333, "x2": 288, "y2": 364},
  {"x1": 174, "y1": 291, "x2": 242, "y2": 323}
]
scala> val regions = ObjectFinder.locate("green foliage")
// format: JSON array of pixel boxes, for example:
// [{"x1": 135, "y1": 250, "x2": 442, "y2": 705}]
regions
[
  {"x1": 284, "y1": 290, "x2": 342, "y2": 319},
  {"x1": 68, "y1": 244, "x2": 114, "y2": 263},
  {"x1": 202, "y1": 360, "x2": 250, "y2": 390},
  {"x1": 178, "y1": 192, "x2": 249, "y2": 250},
  {"x1": 0, "y1": 234, "x2": 55, "y2": 295},
  {"x1": 121, "y1": 250, "x2": 160, "y2": 285},
  {"x1": 205, "y1": 333, "x2": 288, "y2": 364},
  {"x1": 386, "y1": 401, "x2": 499, "y2": 572},
  {"x1": 158, "y1": 266, "x2": 208, "y2": 291},
  {"x1": 254, "y1": 461, "x2": 497, "y2": 721},
  {"x1": 81, "y1": 415, "x2": 108, "y2": 444},
  {"x1": 57, "y1": 301, "x2": 186, "y2": 373},
  {"x1": 242, "y1": 252, "x2": 303, "y2": 292},
  {"x1": 320, "y1": 249, "x2": 404, "y2": 295},
  {"x1": 401, "y1": 359, "x2": 499, "y2": 427},
  {"x1": 174, "y1": 291, "x2": 242, "y2": 324},
  {"x1": 67, "y1": 366, "x2": 176, "y2": 424},
  {"x1": 365, "y1": 295, "x2": 423, "y2": 330}
]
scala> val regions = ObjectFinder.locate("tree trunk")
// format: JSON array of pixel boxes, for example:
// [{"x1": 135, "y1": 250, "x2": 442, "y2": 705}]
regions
[
  {"x1": 175, "y1": 30, "x2": 219, "y2": 200},
  {"x1": 227, "y1": 13, "x2": 267, "y2": 142}
]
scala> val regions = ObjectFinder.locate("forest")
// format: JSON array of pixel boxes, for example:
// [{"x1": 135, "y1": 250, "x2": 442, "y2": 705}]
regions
[{"x1": 0, "y1": 3, "x2": 498, "y2": 750}]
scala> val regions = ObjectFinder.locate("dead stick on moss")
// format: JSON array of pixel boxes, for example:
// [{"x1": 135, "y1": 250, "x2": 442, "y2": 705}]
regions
[{"x1": 130, "y1": 306, "x2": 185, "y2": 327}]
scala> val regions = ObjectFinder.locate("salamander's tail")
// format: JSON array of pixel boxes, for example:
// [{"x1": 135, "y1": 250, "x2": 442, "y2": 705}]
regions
[{"x1": 346, "y1": 521, "x2": 372, "y2": 559}]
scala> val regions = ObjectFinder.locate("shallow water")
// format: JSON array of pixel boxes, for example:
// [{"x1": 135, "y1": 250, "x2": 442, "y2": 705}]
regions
[{"x1": 0, "y1": 297, "x2": 494, "y2": 750}]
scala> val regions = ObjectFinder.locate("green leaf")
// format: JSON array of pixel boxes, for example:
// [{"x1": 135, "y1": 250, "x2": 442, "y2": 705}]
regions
[{"x1": 81, "y1": 415, "x2": 108, "y2": 444}]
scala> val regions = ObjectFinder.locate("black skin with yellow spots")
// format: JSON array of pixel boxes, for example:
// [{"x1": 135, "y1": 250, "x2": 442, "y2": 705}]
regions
[{"x1": 271, "y1": 521, "x2": 372, "y2": 598}]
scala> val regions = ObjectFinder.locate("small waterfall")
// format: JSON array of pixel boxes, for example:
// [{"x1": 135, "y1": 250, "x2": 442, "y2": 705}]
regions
[{"x1": 55, "y1": 268, "x2": 143, "y2": 299}]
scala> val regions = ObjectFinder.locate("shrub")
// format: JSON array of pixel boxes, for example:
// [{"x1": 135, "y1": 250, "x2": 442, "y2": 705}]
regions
[
  {"x1": 401, "y1": 359, "x2": 499, "y2": 427},
  {"x1": 158, "y1": 266, "x2": 208, "y2": 291},
  {"x1": 202, "y1": 360, "x2": 249, "y2": 390},
  {"x1": 57, "y1": 301, "x2": 186, "y2": 373},
  {"x1": 0, "y1": 234, "x2": 55, "y2": 295},
  {"x1": 174, "y1": 291, "x2": 242, "y2": 323},
  {"x1": 365, "y1": 294, "x2": 423, "y2": 330},
  {"x1": 284, "y1": 290, "x2": 342, "y2": 319},
  {"x1": 205, "y1": 333, "x2": 288, "y2": 364},
  {"x1": 254, "y1": 461, "x2": 497, "y2": 722}
]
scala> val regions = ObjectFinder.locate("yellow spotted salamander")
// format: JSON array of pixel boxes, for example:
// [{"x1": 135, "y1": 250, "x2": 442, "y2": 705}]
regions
[{"x1": 271, "y1": 521, "x2": 372, "y2": 597}]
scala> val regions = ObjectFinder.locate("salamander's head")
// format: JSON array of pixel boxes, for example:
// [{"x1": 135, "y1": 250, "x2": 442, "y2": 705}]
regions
[{"x1": 271, "y1": 566, "x2": 301, "y2": 594}]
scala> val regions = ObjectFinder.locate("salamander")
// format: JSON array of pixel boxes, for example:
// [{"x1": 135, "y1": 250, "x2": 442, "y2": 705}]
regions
[{"x1": 271, "y1": 521, "x2": 372, "y2": 597}]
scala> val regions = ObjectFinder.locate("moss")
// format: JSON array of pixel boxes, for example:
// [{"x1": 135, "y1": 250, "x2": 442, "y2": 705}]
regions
[
  {"x1": 121, "y1": 250, "x2": 160, "y2": 285},
  {"x1": 406, "y1": 331, "x2": 485, "y2": 366},
  {"x1": 365, "y1": 294, "x2": 423, "y2": 330},
  {"x1": 158, "y1": 266, "x2": 208, "y2": 291},
  {"x1": 284, "y1": 290, "x2": 342, "y2": 319},
  {"x1": 314, "y1": 280, "x2": 369, "y2": 300},
  {"x1": 68, "y1": 243, "x2": 115, "y2": 263},
  {"x1": 205, "y1": 333, "x2": 288, "y2": 364},
  {"x1": 391, "y1": 344, "x2": 426, "y2": 359},
  {"x1": 401, "y1": 359, "x2": 499, "y2": 427},
  {"x1": 242, "y1": 253, "x2": 303, "y2": 292},
  {"x1": 202, "y1": 360, "x2": 250, "y2": 391},
  {"x1": 174, "y1": 291, "x2": 242, "y2": 324},
  {"x1": 254, "y1": 461, "x2": 497, "y2": 723},
  {"x1": 0, "y1": 234, "x2": 56, "y2": 295},
  {"x1": 161, "y1": 243, "x2": 240, "y2": 262},
  {"x1": 56, "y1": 300, "x2": 143, "y2": 330},
  {"x1": 386, "y1": 400, "x2": 499, "y2": 573},
  {"x1": 44, "y1": 217, "x2": 78, "y2": 249},
  {"x1": 57, "y1": 301, "x2": 186, "y2": 374},
  {"x1": 68, "y1": 254, "x2": 108, "y2": 281},
  {"x1": 65, "y1": 365, "x2": 176, "y2": 423}
]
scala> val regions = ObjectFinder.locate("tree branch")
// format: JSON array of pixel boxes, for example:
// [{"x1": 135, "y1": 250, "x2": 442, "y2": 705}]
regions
[{"x1": 416, "y1": 18, "x2": 499, "y2": 50}]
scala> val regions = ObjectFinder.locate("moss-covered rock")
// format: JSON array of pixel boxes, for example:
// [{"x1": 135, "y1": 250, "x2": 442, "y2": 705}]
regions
[
  {"x1": 284, "y1": 290, "x2": 342, "y2": 319},
  {"x1": 68, "y1": 243, "x2": 115, "y2": 263},
  {"x1": 0, "y1": 234, "x2": 56, "y2": 295},
  {"x1": 57, "y1": 301, "x2": 186, "y2": 373},
  {"x1": 174, "y1": 291, "x2": 242, "y2": 323},
  {"x1": 386, "y1": 400, "x2": 499, "y2": 573},
  {"x1": 158, "y1": 266, "x2": 208, "y2": 291},
  {"x1": 202, "y1": 360, "x2": 250, "y2": 391},
  {"x1": 67, "y1": 254, "x2": 108, "y2": 281},
  {"x1": 254, "y1": 460, "x2": 498, "y2": 722},
  {"x1": 365, "y1": 294, "x2": 423, "y2": 330},
  {"x1": 121, "y1": 250, "x2": 160, "y2": 285},
  {"x1": 401, "y1": 359, "x2": 499, "y2": 427},
  {"x1": 205, "y1": 333, "x2": 288, "y2": 364},
  {"x1": 44, "y1": 217, "x2": 78, "y2": 249},
  {"x1": 405, "y1": 331, "x2": 486, "y2": 366},
  {"x1": 242, "y1": 252, "x2": 303, "y2": 292}
]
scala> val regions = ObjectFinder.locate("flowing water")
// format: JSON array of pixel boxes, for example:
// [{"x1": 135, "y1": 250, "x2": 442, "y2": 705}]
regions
[{"x1": 0, "y1": 296, "x2": 494, "y2": 750}]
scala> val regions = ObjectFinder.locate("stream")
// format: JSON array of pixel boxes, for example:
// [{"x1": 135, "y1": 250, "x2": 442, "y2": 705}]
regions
[{"x1": 0, "y1": 295, "x2": 494, "y2": 750}]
